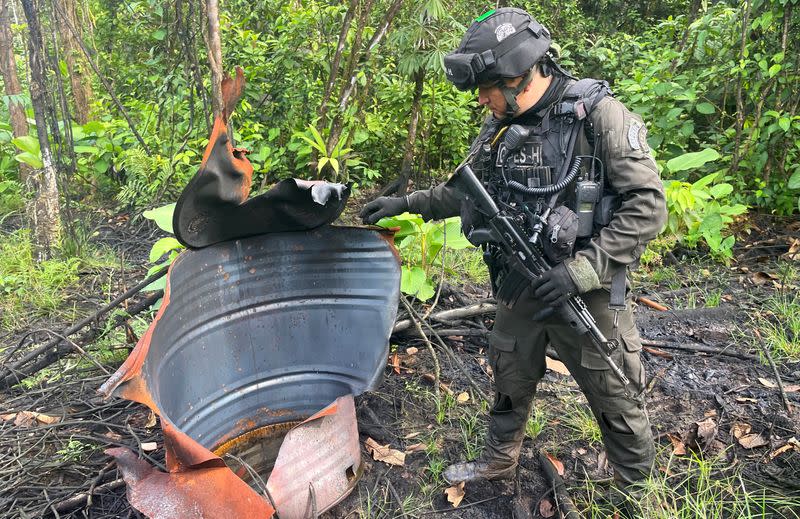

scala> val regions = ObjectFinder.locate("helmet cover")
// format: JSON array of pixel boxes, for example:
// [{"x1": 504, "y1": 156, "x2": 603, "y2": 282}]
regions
[{"x1": 444, "y1": 8, "x2": 551, "y2": 91}]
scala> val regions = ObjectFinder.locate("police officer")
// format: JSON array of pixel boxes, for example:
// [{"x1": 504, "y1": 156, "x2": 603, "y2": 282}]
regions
[{"x1": 361, "y1": 7, "x2": 667, "y2": 496}]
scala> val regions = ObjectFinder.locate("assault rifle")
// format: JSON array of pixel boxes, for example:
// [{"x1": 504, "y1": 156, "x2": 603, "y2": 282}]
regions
[{"x1": 447, "y1": 162, "x2": 633, "y2": 395}]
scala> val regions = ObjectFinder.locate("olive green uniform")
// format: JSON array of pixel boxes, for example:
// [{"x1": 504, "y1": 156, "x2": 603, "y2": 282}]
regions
[{"x1": 406, "y1": 95, "x2": 668, "y2": 484}]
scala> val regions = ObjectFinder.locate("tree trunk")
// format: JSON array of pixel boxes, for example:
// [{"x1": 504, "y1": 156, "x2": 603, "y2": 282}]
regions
[
  {"x1": 394, "y1": 69, "x2": 425, "y2": 195},
  {"x1": 21, "y1": 0, "x2": 62, "y2": 259},
  {"x1": 0, "y1": 0, "x2": 32, "y2": 186},
  {"x1": 317, "y1": 0, "x2": 358, "y2": 128},
  {"x1": 325, "y1": 0, "x2": 402, "y2": 163},
  {"x1": 205, "y1": 0, "x2": 223, "y2": 119},
  {"x1": 55, "y1": 0, "x2": 92, "y2": 124},
  {"x1": 730, "y1": 0, "x2": 752, "y2": 176}
]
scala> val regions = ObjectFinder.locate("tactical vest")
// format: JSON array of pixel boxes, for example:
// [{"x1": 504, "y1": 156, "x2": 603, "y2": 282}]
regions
[{"x1": 466, "y1": 78, "x2": 615, "y2": 294}]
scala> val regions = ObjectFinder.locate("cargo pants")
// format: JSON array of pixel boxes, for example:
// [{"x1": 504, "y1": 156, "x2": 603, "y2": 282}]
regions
[{"x1": 485, "y1": 285, "x2": 656, "y2": 485}]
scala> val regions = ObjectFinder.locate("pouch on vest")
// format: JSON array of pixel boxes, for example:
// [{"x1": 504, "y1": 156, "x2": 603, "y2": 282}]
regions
[{"x1": 544, "y1": 205, "x2": 578, "y2": 263}]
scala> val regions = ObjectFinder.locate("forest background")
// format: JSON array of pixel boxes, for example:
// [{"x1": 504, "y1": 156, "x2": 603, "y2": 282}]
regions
[{"x1": 0, "y1": 0, "x2": 798, "y2": 269}]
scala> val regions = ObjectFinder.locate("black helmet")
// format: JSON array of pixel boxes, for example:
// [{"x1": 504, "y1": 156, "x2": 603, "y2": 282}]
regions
[{"x1": 444, "y1": 8, "x2": 551, "y2": 92}]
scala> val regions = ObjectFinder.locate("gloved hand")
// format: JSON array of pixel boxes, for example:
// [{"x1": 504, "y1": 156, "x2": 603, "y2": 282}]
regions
[
  {"x1": 359, "y1": 196, "x2": 409, "y2": 225},
  {"x1": 530, "y1": 261, "x2": 578, "y2": 306}
]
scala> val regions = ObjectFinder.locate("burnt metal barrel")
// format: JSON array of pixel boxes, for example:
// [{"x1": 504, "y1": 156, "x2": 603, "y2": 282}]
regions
[{"x1": 146, "y1": 225, "x2": 400, "y2": 449}]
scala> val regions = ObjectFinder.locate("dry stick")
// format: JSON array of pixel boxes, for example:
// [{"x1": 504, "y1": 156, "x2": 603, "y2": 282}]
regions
[
  {"x1": 50, "y1": 1, "x2": 151, "y2": 155},
  {"x1": 404, "y1": 302, "x2": 491, "y2": 404},
  {"x1": 422, "y1": 225, "x2": 448, "y2": 320},
  {"x1": 537, "y1": 451, "x2": 583, "y2": 519},
  {"x1": 753, "y1": 328, "x2": 793, "y2": 416},
  {"x1": 385, "y1": 479, "x2": 408, "y2": 519},
  {"x1": 0, "y1": 289, "x2": 163, "y2": 389},
  {"x1": 51, "y1": 479, "x2": 125, "y2": 514},
  {"x1": 422, "y1": 495, "x2": 502, "y2": 514},
  {"x1": 393, "y1": 302, "x2": 496, "y2": 333},
  {"x1": 33, "y1": 329, "x2": 111, "y2": 375},
  {"x1": 640, "y1": 339, "x2": 758, "y2": 361},
  {"x1": 636, "y1": 296, "x2": 669, "y2": 312},
  {"x1": 397, "y1": 328, "x2": 486, "y2": 339},
  {"x1": 1, "y1": 266, "x2": 166, "y2": 377},
  {"x1": 401, "y1": 297, "x2": 440, "y2": 403}
]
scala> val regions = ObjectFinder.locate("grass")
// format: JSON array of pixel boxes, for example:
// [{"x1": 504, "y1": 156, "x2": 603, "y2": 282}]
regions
[
  {"x1": 0, "y1": 228, "x2": 121, "y2": 332},
  {"x1": 562, "y1": 398, "x2": 602, "y2": 446},
  {"x1": 447, "y1": 247, "x2": 490, "y2": 285},
  {"x1": 0, "y1": 230, "x2": 81, "y2": 331},
  {"x1": 579, "y1": 451, "x2": 800, "y2": 518},
  {"x1": 458, "y1": 409, "x2": 484, "y2": 461},
  {"x1": 526, "y1": 405, "x2": 549, "y2": 440},
  {"x1": 756, "y1": 292, "x2": 800, "y2": 361}
]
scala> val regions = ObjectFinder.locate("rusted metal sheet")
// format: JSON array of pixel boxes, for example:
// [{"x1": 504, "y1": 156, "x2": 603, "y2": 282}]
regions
[
  {"x1": 172, "y1": 68, "x2": 349, "y2": 249},
  {"x1": 101, "y1": 226, "x2": 400, "y2": 518}
]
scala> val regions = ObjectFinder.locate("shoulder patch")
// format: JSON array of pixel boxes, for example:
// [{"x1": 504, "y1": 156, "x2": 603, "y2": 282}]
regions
[
  {"x1": 638, "y1": 123, "x2": 650, "y2": 152},
  {"x1": 627, "y1": 120, "x2": 643, "y2": 150}
]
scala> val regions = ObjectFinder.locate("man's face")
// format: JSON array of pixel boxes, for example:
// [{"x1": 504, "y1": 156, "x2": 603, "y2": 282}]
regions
[{"x1": 476, "y1": 77, "x2": 524, "y2": 119}]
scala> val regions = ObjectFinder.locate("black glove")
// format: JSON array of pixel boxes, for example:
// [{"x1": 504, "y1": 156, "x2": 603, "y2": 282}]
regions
[
  {"x1": 530, "y1": 261, "x2": 578, "y2": 306},
  {"x1": 359, "y1": 196, "x2": 409, "y2": 225}
]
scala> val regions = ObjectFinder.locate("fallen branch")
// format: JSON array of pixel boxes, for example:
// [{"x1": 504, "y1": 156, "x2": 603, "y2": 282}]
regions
[
  {"x1": 640, "y1": 339, "x2": 757, "y2": 361},
  {"x1": 402, "y1": 300, "x2": 490, "y2": 403},
  {"x1": 537, "y1": 451, "x2": 584, "y2": 519},
  {"x1": 1, "y1": 289, "x2": 163, "y2": 389},
  {"x1": 753, "y1": 328, "x2": 793, "y2": 416},
  {"x1": 50, "y1": 478, "x2": 125, "y2": 515},
  {"x1": 401, "y1": 297, "x2": 440, "y2": 403},
  {"x1": 2, "y1": 267, "x2": 166, "y2": 372},
  {"x1": 395, "y1": 328, "x2": 486, "y2": 339},
  {"x1": 393, "y1": 302, "x2": 496, "y2": 333}
]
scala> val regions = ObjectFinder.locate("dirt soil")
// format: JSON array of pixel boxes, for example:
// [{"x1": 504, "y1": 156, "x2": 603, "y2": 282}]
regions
[{"x1": 1, "y1": 212, "x2": 799, "y2": 518}]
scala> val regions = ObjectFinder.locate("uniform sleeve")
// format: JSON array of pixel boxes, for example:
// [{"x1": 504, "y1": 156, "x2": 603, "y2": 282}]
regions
[
  {"x1": 405, "y1": 115, "x2": 499, "y2": 222},
  {"x1": 566, "y1": 97, "x2": 668, "y2": 292},
  {"x1": 406, "y1": 182, "x2": 463, "y2": 221}
]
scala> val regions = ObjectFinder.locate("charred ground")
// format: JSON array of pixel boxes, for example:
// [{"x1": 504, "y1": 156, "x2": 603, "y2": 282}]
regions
[{"x1": 1, "y1": 211, "x2": 799, "y2": 518}]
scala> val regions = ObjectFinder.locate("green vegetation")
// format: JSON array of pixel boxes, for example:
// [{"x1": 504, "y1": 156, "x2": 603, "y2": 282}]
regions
[
  {"x1": 580, "y1": 452, "x2": 800, "y2": 518},
  {"x1": 757, "y1": 292, "x2": 800, "y2": 360},
  {"x1": 0, "y1": 230, "x2": 80, "y2": 330},
  {"x1": 526, "y1": 405, "x2": 549, "y2": 440},
  {"x1": 562, "y1": 398, "x2": 603, "y2": 446},
  {"x1": 376, "y1": 214, "x2": 473, "y2": 301}
]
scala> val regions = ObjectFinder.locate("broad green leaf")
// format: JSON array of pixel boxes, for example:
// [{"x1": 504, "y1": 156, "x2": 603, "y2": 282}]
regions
[
  {"x1": 778, "y1": 117, "x2": 791, "y2": 133},
  {"x1": 401, "y1": 266, "x2": 427, "y2": 296},
  {"x1": 14, "y1": 152, "x2": 43, "y2": 168},
  {"x1": 149, "y1": 237, "x2": 184, "y2": 262},
  {"x1": 695, "y1": 102, "x2": 715, "y2": 114},
  {"x1": 377, "y1": 213, "x2": 421, "y2": 238},
  {"x1": 666, "y1": 148, "x2": 720, "y2": 173},
  {"x1": 788, "y1": 170, "x2": 800, "y2": 190},
  {"x1": 691, "y1": 172, "x2": 719, "y2": 189},
  {"x1": 73, "y1": 145, "x2": 99, "y2": 154},
  {"x1": 416, "y1": 279, "x2": 436, "y2": 302},
  {"x1": 307, "y1": 124, "x2": 327, "y2": 150},
  {"x1": 152, "y1": 29, "x2": 166, "y2": 40},
  {"x1": 317, "y1": 157, "x2": 329, "y2": 172},
  {"x1": 429, "y1": 218, "x2": 472, "y2": 250},
  {"x1": 329, "y1": 158, "x2": 340, "y2": 174},
  {"x1": 768, "y1": 64, "x2": 781, "y2": 77},
  {"x1": 12, "y1": 135, "x2": 40, "y2": 155},
  {"x1": 143, "y1": 203, "x2": 176, "y2": 234},
  {"x1": 699, "y1": 211, "x2": 723, "y2": 235},
  {"x1": 709, "y1": 183, "x2": 733, "y2": 199}
]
